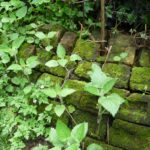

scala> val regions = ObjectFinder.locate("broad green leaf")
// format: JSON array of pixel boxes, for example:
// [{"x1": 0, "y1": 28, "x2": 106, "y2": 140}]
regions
[
  {"x1": 0, "y1": 44, "x2": 11, "y2": 53},
  {"x1": 16, "y1": 6, "x2": 27, "y2": 19},
  {"x1": 56, "y1": 120, "x2": 71, "y2": 141},
  {"x1": 42, "y1": 88, "x2": 57, "y2": 98},
  {"x1": 54, "y1": 105, "x2": 65, "y2": 117},
  {"x1": 23, "y1": 67, "x2": 32, "y2": 75},
  {"x1": 48, "y1": 31, "x2": 57, "y2": 38},
  {"x1": 57, "y1": 43, "x2": 66, "y2": 59},
  {"x1": 50, "y1": 147, "x2": 61, "y2": 150},
  {"x1": 101, "y1": 78, "x2": 117, "y2": 94},
  {"x1": 45, "y1": 60, "x2": 59, "y2": 68},
  {"x1": 7, "y1": 64, "x2": 22, "y2": 71},
  {"x1": 1, "y1": 53, "x2": 10, "y2": 64},
  {"x1": 35, "y1": 32, "x2": 46, "y2": 40},
  {"x1": 70, "y1": 54, "x2": 82, "y2": 61},
  {"x1": 68, "y1": 105, "x2": 75, "y2": 113},
  {"x1": 98, "y1": 93, "x2": 125, "y2": 117},
  {"x1": 48, "y1": 128, "x2": 63, "y2": 148},
  {"x1": 113, "y1": 56, "x2": 121, "y2": 62},
  {"x1": 26, "y1": 37, "x2": 34, "y2": 43},
  {"x1": 65, "y1": 144, "x2": 79, "y2": 150},
  {"x1": 45, "y1": 45, "x2": 53, "y2": 51},
  {"x1": 60, "y1": 88, "x2": 76, "y2": 97},
  {"x1": 12, "y1": 36, "x2": 25, "y2": 50},
  {"x1": 26, "y1": 56, "x2": 39, "y2": 68},
  {"x1": 87, "y1": 143, "x2": 103, "y2": 150},
  {"x1": 84, "y1": 83, "x2": 100, "y2": 96},
  {"x1": 57, "y1": 59, "x2": 68, "y2": 67},
  {"x1": 23, "y1": 85, "x2": 32, "y2": 94},
  {"x1": 71, "y1": 123, "x2": 88, "y2": 143},
  {"x1": 88, "y1": 64, "x2": 108, "y2": 88},
  {"x1": 45, "y1": 104, "x2": 53, "y2": 111}
]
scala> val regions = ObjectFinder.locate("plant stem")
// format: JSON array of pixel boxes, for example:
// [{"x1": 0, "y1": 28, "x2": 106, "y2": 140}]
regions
[{"x1": 96, "y1": 105, "x2": 102, "y2": 136}]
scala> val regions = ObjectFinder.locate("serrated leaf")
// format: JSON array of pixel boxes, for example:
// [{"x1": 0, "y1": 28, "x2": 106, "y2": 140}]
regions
[
  {"x1": 7, "y1": 64, "x2": 22, "y2": 71},
  {"x1": 101, "y1": 78, "x2": 117, "y2": 94},
  {"x1": 57, "y1": 43, "x2": 66, "y2": 59},
  {"x1": 16, "y1": 6, "x2": 27, "y2": 19},
  {"x1": 35, "y1": 32, "x2": 46, "y2": 40},
  {"x1": 60, "y1": 88, "x2": 76, "y2": 97},
  {"x1": 56, "y1": 120, "x2": 71, "y2": 141},
  {"x1": 88, "y1": 64, "x2": 108, "y2": 88},
  {"x1": 42, "y1": 88, "x2": 57, "y2": 98},
  {"x1": 12, "y1": 36, "x2": 25, "y2": 50},
  {"x1": 87, "y1": 143, "x2": 103, "y2": 150},
  {"x1": 71, "y1": 123, "x2": 88, "y2": 143},
  {"x1": 57, "y1": 59, "x2": 68, "y2": 67},
  {"x1": 45, "y1": 60, "x2": 59, "y2": 68},
  {"x1": 70, "y1": 54, "x2": 82, "y2": 61},
  {"x1": 84, "y1": 83, "x2": 100, "y2": 96},
  {"x1": 26, "y1": 56, "x2": 39, "y2": 68},
  {"x1": 54, "y1": 105, "x2": 66, "y2": 117},
  {"x1": 98, "y1": 93, "x2": 125, "y2": 117}
]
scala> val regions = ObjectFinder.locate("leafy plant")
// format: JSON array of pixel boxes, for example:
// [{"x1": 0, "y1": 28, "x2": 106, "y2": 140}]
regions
[{"x1": 84, "y1": 63, "x2": 125, "y2": 133}]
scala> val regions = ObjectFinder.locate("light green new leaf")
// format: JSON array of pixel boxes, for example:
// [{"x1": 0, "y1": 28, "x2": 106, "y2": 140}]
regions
[
  {"x1": 45, "y1": 45, "x2": 53, "y2": 51},
  {"x1": 60, "y1": 88, "x2": 76, "y2": 97},
  {"x1": 120, "y1": 52, "x2": 128, "y2": 59},
  {"x1": 54, "y1": 105, "x2": 66, "y2": 117},
  {"x1": 87, "y1": 143, "x2": 103, "y2": 150},
  {"x1": 84, "y1": 83, "x2": 100, "y2": 96},
  {"x1": 88, "y1": 64, "x2": 108, "y2": 88},
  {"x1": 57, "y1": 59, "x2": 68, "y2": 67},
  {"x1": 113, "y1": 56, "x2": 121, "y2": 62},
  {"x1": 70, "y1": 54, "x2": 82, "y2": 61},
  {"x1": 35, "y1": 32, "x2": 46, "y2": 40},
  {"x1": 7, "y1": 64, "x2": 22, "y2": 71},
  {"x1": 45, "y1": 60, "x2": 59, "y2": 68},
  {"x1": 42, "y1": 88, "x2": 57, "y2": 98},
  {"x1": 57, "y1": 43, "x2": 66, "y2": 59},
  {"x1": 101, "y1": 78, "x2": 117, "y2": 94},
  {"x1": 56, "y1": 120, "x2": 71, "y2": 142},
  {"x1": 48, "y1": 31, "x2": 57, "y2": 38},
  {"x1": 48, "y1": 128, "x2": 63, "y2": 148},
  {"x1": 12, "y1": 36, "x2": 25, "y2": 50},
  {"x1": 65, "y1": 144, "x2": 79, "y2": 150},
  {"x1": 16, "y1": 6, "x2": 27, "y2": 19},
  {"x1": 45, "y1": 104, "x2": 53, "y2": 111},
  {"x1": 71, "y1": 123, "x2": 88, "y2": 143},
  {"x1": 50, "y1": 147, "x2": 61, "y2": 150},
  {"x1": 98, "y1": 93, "x2": 125, "y2": 117},
  {"x1": 26, "y1": 56, "x2": 39, "y2": 68}
]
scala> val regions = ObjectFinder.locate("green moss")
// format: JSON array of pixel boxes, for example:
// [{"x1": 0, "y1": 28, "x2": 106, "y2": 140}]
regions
[
  {"x1": 75, "y1": 61, "x2": 92, "y2": 79},
  {"x1": 116, "y1": 103, "x2": 150, "y2": 125},
  {"x1": 37, "y1": 73, "x2": 63, "y2": 85},
  {"x1": 36, "y1": 48, "x2": 52, "y2": 64},
  {"x1": 72, "y1": 110, "x2": 107, "y2": 140},
  {"x1": 18, "y1": 43, "x2": 36, "y2": 59},
  {"x1": 73, "y1": 39, "x2": 99, "y2": 60},
  {"x1": 139, "y1": 49, "x2": 150, "y2": 67},
  {"x1": 85, "y1": 137, "x2": 122, "y2": 150},
  {"x1": 130, "y1": 67, "x2": 150, "y2": 91},
  {"x1": 109, "y1": 119, "x2": 150, "y2": 150},
  {"x1": 103, "y1": 63, "x2": 131, "y2": 88},
  {"x1": 110, "y1": 88, "x2": 130, "y2": 98}
]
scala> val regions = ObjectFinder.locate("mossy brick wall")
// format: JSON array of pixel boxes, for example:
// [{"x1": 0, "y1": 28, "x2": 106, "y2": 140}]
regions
[{"x1": 18, "y1": 25, "x2": 150, "y2": 150}]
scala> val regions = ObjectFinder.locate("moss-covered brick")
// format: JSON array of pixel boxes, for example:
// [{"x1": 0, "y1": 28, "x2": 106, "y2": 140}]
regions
[
  {"x1": 116, "y1": 102, "x2": 150, "y2": 125},
  {"x1": 110, "y1": 88, "x2": 130, "y2": 98},
  {"x1": 139, "y1": 49, "x2": 150, "y2": 67},
  {"x1": 18, "y1": 43, "x2": 36, "y2": 59},
  {"x1": 130, "y1": 67, "x2": 150, "y2": 92},
  {"x1": 73, "y1": 39, "x2": 99, "y2": 60},
  {"x1": 85, "y1": 137, "x2": 122, "y2": 150},
  {"x1": 74, "y1": 61, "x2": 92, "y2": 79},
  {"x1": 72, "y1": 110, "x2": 107, "y2": 140},
  {"x1": 36, "y1": 48, "x2": 52, "y2": 64},
  {"x1": 103, "y1": 63, "x2": 131, "y2": 88},
  {"x1": 37, "y1": 73, "x2": 63, "y2": 86},
  {"x1": 108, "y1": 33, "x2": 136, "y2": 65},
  {"x1": 109, "y1": 119, "x2": 150, "y2": 150}
]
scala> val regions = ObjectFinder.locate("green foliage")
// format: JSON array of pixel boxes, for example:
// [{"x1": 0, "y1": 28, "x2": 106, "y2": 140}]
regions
[{"x1": 85, "y1": 63, "x2": 125, "y2": 117}]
